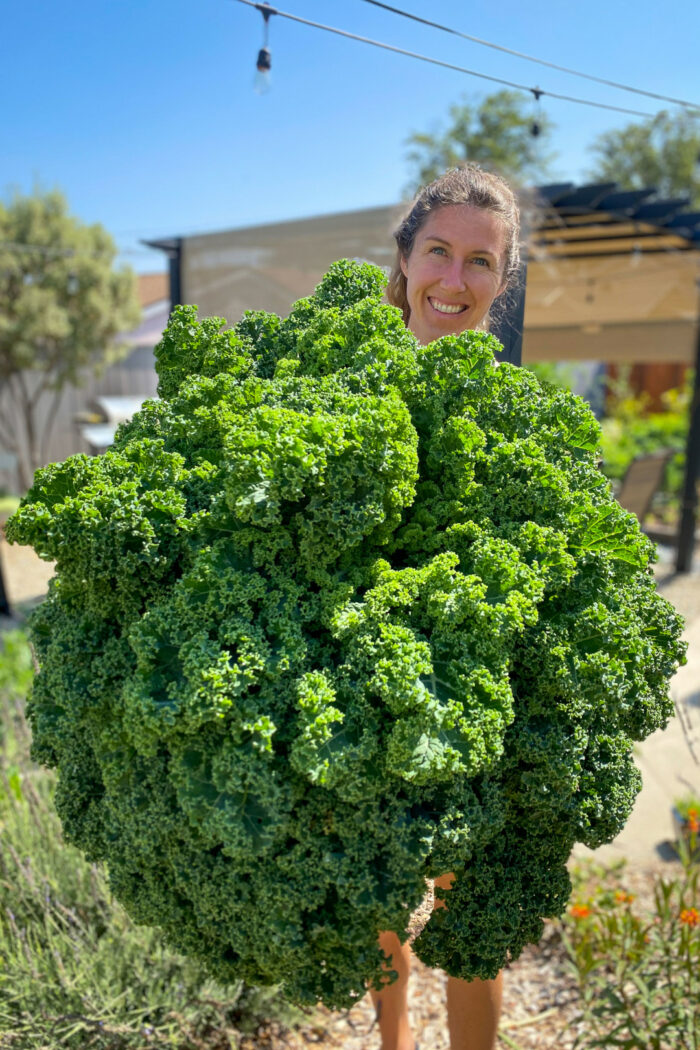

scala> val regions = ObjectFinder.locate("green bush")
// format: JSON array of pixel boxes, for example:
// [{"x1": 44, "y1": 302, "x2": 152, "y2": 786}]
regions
[
  {"x1": 562, "y1": 842, "x2": 700, "y2": 1049},
  {"x1": 0, "y1": 631, "x2": 302, "y2": 1050},
  {"x1": 598, "y1": 371, "x2": 691, "y2": 522},
  {"x1": 5, "y1": 260, "x2": 686, "y2": 1009}
]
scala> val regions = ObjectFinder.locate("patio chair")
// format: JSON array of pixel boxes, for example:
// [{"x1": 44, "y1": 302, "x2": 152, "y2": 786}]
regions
[{"x1": 615, "y1": 450, "x2": 675, "y2": 524}]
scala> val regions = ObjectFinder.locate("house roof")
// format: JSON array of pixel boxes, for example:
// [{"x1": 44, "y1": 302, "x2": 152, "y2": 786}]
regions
[{"x1": 137, "y1": 272, "x2": 169, "y2": 308}]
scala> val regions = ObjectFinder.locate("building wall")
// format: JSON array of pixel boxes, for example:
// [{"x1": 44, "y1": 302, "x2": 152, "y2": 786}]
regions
[{"x1": 0, "y1": 340, "x2": 160, "y2": 495}]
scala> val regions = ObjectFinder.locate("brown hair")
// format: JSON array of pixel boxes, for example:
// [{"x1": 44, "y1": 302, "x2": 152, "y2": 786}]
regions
[{"x1": 386, "y1": 165, "x2": 521, "y2": 327}]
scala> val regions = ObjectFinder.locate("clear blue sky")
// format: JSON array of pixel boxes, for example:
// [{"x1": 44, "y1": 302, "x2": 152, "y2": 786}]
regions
[{"x1": 5, "y1": 0, "x2": 700, "y2": 274}]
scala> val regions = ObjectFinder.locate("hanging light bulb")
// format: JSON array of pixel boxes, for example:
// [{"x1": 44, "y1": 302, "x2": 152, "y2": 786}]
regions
[
  {"x1": 254, "y1": 46, "x2": 271, "y2": 94},
  {"x1": 253, "y1": 3, "x2": 274, "y2": 94},
  {"x1": 531, "y1": 87, "x2": 543, "y2": 139}
]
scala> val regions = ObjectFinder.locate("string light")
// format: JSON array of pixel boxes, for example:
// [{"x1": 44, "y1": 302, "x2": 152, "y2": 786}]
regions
[
  {"x1": 232, "y1": 0, "x2": 659, "y2": 118},
  {"x1": 254, "y1": 2, "x2": 273, "y2": 93},
  {"x1": 531, "y1": 88, "x2": 543, "y2": 138}
]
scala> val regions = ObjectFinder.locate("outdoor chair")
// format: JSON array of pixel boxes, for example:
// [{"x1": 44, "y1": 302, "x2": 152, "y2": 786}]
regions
[{"x1": 615, "y1": 450, "x2": 675, "y2": 524}]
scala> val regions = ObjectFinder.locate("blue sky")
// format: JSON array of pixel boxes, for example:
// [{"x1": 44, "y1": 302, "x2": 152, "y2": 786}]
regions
[{"x1": 5, "y1": 0, "x2": 700, "y2": 274}]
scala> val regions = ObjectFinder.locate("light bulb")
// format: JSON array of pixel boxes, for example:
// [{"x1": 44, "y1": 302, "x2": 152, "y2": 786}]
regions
[{"x1": 254, "y1": 47, "x2": 271, "y2": 94}]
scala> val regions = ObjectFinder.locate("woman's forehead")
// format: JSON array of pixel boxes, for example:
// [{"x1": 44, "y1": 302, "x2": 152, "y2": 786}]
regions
[{"x1": 417, "y1": 204, "x2": 506, "y2": 247}]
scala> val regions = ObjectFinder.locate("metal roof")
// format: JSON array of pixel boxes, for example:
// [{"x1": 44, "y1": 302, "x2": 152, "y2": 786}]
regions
[{"x1": 531, "y1": 180, "x2": 700, "y2": 260}]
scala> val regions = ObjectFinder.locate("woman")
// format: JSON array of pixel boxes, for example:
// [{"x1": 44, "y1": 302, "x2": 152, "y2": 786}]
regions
[{"x1": 371, "y1": 165, "x2": 522, "y2": 1050}]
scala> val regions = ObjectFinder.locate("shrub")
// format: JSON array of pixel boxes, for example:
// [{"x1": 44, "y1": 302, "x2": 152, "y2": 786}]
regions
[
  {"x1": 598, "y1": 371, "x2": 692, "y2": 522},
  {"x1": 562, "y1": 844, "x2": 700, "y2": 1049},
  {"x1": 5, "y1": 260, "x2": 686, "y2": 1009}
]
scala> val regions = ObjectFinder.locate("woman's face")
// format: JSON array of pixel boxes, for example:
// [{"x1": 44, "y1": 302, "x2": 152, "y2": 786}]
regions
[{"x1": 400, "y1": 204, "x2": 508, "y2": 345}]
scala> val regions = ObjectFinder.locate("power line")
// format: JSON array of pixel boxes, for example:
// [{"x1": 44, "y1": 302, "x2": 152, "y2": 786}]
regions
[
  {"x1": 232, "y1": 0, "x2": 656, "y2": 118},
  {"x1": 358, "y1": 0, "x2": 700, "y2": 113}
]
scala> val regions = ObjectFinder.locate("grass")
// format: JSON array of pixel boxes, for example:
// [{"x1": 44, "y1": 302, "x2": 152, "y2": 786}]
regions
[{"x1": 0, "y1": 496, "x2": 20, "y2": 521}]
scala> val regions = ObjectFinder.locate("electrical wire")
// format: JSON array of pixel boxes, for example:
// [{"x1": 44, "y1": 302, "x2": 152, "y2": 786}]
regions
[
  {"x1": 358, "y1": 0, "x2": 700, "y2": 112},
  {"x1": 232, "y1": 0, "x2": 656, "y2": 118}
]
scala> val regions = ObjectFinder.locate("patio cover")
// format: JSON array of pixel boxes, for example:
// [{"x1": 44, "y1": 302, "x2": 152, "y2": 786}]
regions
[{"x1": 523, "y1": 182, "x2": 699, "y2": 364}]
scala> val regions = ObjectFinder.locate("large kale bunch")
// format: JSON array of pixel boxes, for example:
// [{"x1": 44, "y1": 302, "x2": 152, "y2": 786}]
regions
[{"x1": 7, "y1": 260, "x2": 686, "y2": 1008}]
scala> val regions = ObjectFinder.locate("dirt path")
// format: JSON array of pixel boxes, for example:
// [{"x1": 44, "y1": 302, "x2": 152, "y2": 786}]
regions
[{"x1": 0, "y1": 537, "x2": 55, "y2": 617}]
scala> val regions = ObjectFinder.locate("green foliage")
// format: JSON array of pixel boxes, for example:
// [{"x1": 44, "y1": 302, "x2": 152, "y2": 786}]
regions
[
  {"x1": 674, "y1": 795, "x2": 700, "y2": 823},
  {"x1": 523, "y1": 361, "x2": 578, "y2": 392},
  {"x1": 562, "y1": 846, "x2": 700, "y2": 1049},
  {"x1": 0, "y1": 630, "x2": 301, "y2": 1050},
  {"x1": 0, "y1": 188, "x2": 141, "y2": 491},
  {"x1": 599, "y1": 371, "x2": 691, "y2": 522},
  {"x1": 404, "y1": 89, "x2": 556, "y2": 193},
  {"x1": 5, "y1": 259, "x2": 686, "y2": 1009},
  {"x1": 587, "y1": 108, "x2": 700, "y2": 208}
]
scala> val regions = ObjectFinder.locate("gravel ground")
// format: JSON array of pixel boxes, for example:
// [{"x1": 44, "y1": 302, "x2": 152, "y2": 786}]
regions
[
  {"x1": 0, "y1": 536, "x2": 697, "y2": 1049},
  {"x1": 255, "y1": 928, "x2": 582, "y2": 1050}
]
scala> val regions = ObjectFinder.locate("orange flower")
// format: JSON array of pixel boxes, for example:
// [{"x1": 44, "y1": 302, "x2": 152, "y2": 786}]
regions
[
  {"x1": 569, "y1": 904, "x2": 592, "y2": 919},
  {"x1": 615, "y1": 890, "x2": 636, "y2": 904},
  {"x1": 687, "y1": 814, "x2": 699, "y2": 834},
  {"x1": 679, "y1": 908, "x2": 699, "y2": 927}
]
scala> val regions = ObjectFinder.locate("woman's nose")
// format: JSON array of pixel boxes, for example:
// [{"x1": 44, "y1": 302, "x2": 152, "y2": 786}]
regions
[{"x1": 440, "y1": 260, "x2": 466, "y2": 291}]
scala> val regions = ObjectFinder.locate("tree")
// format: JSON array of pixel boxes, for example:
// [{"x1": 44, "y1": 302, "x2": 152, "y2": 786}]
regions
[
  {"x1": 404, "y1": 89, "x2": 556, "y2": 194},
  {"x1": 587, "y1": 109, "x2": 700, "y2": 206},
  {"x1": 0, "y1": 188, "x2": 141, "y2": 492}
]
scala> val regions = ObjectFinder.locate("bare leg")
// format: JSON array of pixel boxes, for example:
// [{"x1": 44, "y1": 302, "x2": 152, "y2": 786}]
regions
[
  {"x1": 446, "y1": 971, "x2": 503, "y2": 1050},
  {"x1": 369, "y1": 930, "x2": 416, "y2": 1050},
  {"x1": 434, "y1": 873, "x2": 503, "y2": 1050}
]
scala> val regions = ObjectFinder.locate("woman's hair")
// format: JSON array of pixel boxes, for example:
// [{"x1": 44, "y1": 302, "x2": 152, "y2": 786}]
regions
[{"x1": 386, "y1": 165, "x2": 521, "y2": 326}]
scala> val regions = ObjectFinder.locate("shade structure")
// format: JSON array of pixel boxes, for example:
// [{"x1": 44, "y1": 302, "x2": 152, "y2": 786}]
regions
[
  {"x1": 522, "y1": 182, "x2": 700, "y2": 365},
  {"x1": 523, "y1": 252, "x2": 699, "y2": 363},
  {"x1": 147, "y1": 204, "x2": 404, "y2": 325}
]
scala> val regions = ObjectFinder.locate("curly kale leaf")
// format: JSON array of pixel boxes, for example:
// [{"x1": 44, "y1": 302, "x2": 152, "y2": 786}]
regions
[{"x1": 6, "y1": 258, "x2": 686, "y2": 1008}]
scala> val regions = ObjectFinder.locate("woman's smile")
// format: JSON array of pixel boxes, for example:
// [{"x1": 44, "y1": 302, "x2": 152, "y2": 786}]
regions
[{"x1": 429, "y1": 297, "x2": 468, "y2": 315}]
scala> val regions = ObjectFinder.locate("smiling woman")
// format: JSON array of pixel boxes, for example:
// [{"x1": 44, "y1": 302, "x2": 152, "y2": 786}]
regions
[
  {"x1": 377, "y1": 165, "x2": 522, "y2": 1050},
  {"x1": 386, "y1": 165, "x2": 521, "y2": 346}
]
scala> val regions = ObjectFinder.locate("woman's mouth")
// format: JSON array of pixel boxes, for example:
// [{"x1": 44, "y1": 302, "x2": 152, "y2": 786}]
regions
[{"x1": 428, "y1": 297, "x2": 467, "y2": 315}]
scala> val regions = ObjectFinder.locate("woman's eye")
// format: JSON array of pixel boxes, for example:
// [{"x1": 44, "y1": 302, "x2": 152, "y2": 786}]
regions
[
  {"x1": 429, "y1": 245, "x2": 447, "y2": 256},
  {"x1": 472, "y1": 257, "x2": 490, "y2": 267}
]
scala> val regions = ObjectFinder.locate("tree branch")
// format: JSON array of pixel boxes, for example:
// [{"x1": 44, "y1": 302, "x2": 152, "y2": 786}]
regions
[
  {"x1": 39, "y1": 386, "x2": 65, "y2": 464},
  {"x1": 0, "y1": 397, "x2": 19, "y2": 452}
]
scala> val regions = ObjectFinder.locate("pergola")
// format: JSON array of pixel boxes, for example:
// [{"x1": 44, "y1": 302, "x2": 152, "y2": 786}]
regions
[
  {"x1": 144, "y1": 180, "x2": 700, "y2": 571},
  {"x1": 491, "y1": 182, "x2": 700, "y2": 572}
]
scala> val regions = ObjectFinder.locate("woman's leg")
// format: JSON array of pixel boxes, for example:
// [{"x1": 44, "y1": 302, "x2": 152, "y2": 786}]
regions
[
  {"x1": 445, "y1": 971, "x2": 503, "y2": 1050},
  {"x1": 369, "y1": 930, "x2": 416, "y2": 1050},
  {"x1": 434, "y1": 873, "x2": 503, "y2": 1050}
]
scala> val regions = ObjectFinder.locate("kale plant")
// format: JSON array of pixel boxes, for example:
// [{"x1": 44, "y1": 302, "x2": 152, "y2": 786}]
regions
[{"x1": 6, "y1": 260, "x2": 686, "y2": 1008}]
